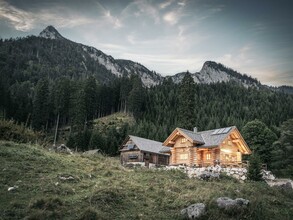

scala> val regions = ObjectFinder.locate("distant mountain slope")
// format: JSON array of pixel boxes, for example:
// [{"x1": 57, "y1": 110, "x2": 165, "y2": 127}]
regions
[
  {"x1": 169, "y1": 61, "x2": 260, "y2": 88},
  {"x1": 37, "y1": 26, "x2": 162, "y2": 87},
  {"x1": 0, "y1": 25, "x2": 291, "y2": 91},
  {"x1": 116, "y1": 59, "x2": 162, "y2": 87}
]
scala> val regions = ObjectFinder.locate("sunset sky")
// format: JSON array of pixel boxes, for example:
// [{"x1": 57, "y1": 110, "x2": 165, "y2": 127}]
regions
[{"x1": 0, "y1": 0, "x2": 292, "y2": 86}]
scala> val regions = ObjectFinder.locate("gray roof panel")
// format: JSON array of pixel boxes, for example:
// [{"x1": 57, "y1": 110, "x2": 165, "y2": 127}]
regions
[
  {"x1": 129, "y1": 135, "x2": 170, "y2": 155},
  {"x1": 177, "y1": 126, "x2": 235, "y2": 148},
  {"x1": 178, "y1": 128, "x2": 205, "y2": 144}
]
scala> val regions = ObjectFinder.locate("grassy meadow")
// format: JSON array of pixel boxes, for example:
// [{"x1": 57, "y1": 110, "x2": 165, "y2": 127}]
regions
[{"x1": 0, "y1": 141, "x2": 293, "y2": 220}]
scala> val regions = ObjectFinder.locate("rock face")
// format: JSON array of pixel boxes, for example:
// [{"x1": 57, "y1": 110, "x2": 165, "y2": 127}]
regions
[
  {"x1": 216, "y1": 197, "x2": 249, "y2": 210},
  {"x1": 181, "y1": 203, "x2": 206, "y2": 219},
  {"x1": 169, "y1": 61, "x2": 260, "y2": 88},
  {"x1": 39, "y1": 26, "x2": 64, "y2": 40}
]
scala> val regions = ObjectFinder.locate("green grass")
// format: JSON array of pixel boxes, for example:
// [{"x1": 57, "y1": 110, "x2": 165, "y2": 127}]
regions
[
  {"x1": 93, "y1": 112, "x2": 135, "y2": 131},
  {"x1": 0, "y1": 141, "x2": 293, "y2": 220}
]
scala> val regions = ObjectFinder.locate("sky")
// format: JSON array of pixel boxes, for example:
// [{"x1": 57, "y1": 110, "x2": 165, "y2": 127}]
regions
[{"x1": 0, "y1": 0, "x2": 292, "y2": 86}]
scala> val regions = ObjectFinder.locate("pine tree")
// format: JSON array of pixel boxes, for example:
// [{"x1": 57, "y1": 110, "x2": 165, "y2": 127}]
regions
[
  {"x1": 89, "y1": 131, "x2": 105, "y2": 150},
  {"x1": 32, "y1": 78, "x2": 50, "y2": 130},
  {"x1": 128, "y1": 75, "x2": 145, "y2": 118},
  {"x1": 271, "y1": 118, "x2": 293, "y2": 178},
  {"x1": 247, "y1": 154, "x2": 263, "y2": 181},
  {"x1": 178, "y1": 71, "x2": 196, "y2": 130},
  {"x1": 84, "y1": 76, "x2": 98, "y2": 121},
  {"x1": 242, "y1": 119, "x2": 278, "y2": 166},
  {"x1": 70, "y1": 83, "x2": 87, "y2": 131}
]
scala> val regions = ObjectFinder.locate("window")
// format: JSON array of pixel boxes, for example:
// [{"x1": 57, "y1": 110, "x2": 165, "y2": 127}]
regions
[
  {"x1": 206, "y1": 153, "x2": 211, "y2": 160},
  {"x1": 181, "y1": 138, "x2": 187, "y2": 143},
  {"x1": 179, "y1": 154, "x2": 188, "y2": 160},
  {"x1": 128, "y1": 154, "x2": 138, "y2": 159}
]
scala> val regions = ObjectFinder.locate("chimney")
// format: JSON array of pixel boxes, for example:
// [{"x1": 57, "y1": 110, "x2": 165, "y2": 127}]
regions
[{"x1": 193, "y1": 127, "x2": 198, "y2": 133}]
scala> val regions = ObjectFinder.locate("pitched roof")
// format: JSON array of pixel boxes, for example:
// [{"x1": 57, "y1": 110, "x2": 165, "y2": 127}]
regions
[
  {"x1": 198, "y1": 126, "x2": 235, "y2": 147},
  {"x1": 178, "y1": 128, "x2": 205, "y2": 144},
  {"x1": 177, "y1": 126, "x2": 235, "y2": 148},
  {"x1": 128, "y1": 135, "x2": 170, "y2": 155}
]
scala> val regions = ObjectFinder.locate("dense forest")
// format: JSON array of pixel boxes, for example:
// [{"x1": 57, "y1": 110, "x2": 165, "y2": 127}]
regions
[{"x1": 1, "y1": 35, "x2": 293, "y2": 177}]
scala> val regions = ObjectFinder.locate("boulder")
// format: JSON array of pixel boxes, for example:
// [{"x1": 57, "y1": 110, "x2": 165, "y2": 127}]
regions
[
  {"x1": 8, "y1": 185, "x2": 18, "y2": 192},
  {"x1": 266, "y1": 179, "x2": 293, "y2": 190},
  {"x1": 199, "y1": 172, "x2": 211, "y2": 181},
  {"x1": 216, "y1": 197, "x2": 249, "y2": 210},
  {"x1": 59, "y1": 175, "x2": 75, "y2": 181},
  {"x1": 55, "y1": 144, "x2": 72, "y2": 154},
  {"x1": 83, "y1": 149, "x2": 100, "y2": 155},
  {"x1": 181, "y1": 203, "x2": 205, "y2": 219},
  {"x1": 240, "y1": 175, "x2": 246, "y2": 181}
]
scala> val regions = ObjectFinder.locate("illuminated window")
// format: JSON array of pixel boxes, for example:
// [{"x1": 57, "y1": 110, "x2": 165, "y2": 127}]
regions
[
  {"x1": 181, "y1": 138, "x2": 187, "y2": 143},
  {"x1": 179, "y1": 154, "x2": 188, "y2": 160},
  {"x1": 206, "y1": 153, "x2": 211, "y2": 160}
]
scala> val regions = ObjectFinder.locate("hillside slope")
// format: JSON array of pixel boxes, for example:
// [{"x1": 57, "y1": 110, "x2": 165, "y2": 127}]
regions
[{"x1": 1, "y1": 141, "x2": 293, "y2": 219}]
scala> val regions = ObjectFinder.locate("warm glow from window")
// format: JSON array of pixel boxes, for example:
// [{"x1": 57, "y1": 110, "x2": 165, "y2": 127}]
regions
[
  {"x1": 221, "y1": 149, "x2": 231, "y2": 153},
  {"x1": 179, "y1": 154, "x2": 188, "y2": 160},
  {"x1": 206, "y1": 153, "x2": 211, "y2": 160},
  {"x1": 181, "y1": 138, "x2": 187, "y2": 143}
]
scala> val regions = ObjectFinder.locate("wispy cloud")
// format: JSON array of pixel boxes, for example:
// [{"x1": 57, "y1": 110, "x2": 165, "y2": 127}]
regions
[
  {"x1": 0, "y1": 0, "x2": 34, "y2": 31},
  {"x1": 159, "y1": 0, "x2": 174, "y2": 9},
  {"x1": 217, "y1": 44, "x2": 253, "y2": 69},
  {"x1": 132, "y1": 0, "x2": 161, "y2": 24},
  {"x1": 162, "y1": 0, "x2": 187, "y2": 25},
  {"x1": 0, "y1": 0, "x2": 95, "y2": 31},
  {"x1": 103, "y1": 10, "x2": 122, "y2": 29}
]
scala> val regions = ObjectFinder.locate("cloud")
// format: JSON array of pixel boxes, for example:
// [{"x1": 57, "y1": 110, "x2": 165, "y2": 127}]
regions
[
  {"x1": 0, "y1": 0, "x2": 95, "y2": 31},
  {"x1": 120, "y1": 52, "x2": 206, "y2": 74},
  {"x1": 103, "y1": 10, "x2": 122, "y2": 29},
  {"x1": 133, "y1": 0, "x2": 161, "y2": 24},
  {"x1": 162, "y1": 0, "x2": 187, "y2": 26},
  {"x1": 163, "y1": 11, "x2": 179, "y2": 25},
  {"x1": 0, "y1": 0, "x2": 34, "y2": 31},
  {"x1": 217, "y1": 44, "x2": 253, "y2": 69},
  {"x1": 159, "y1": 0, "x2": 174, "y2": 9}
]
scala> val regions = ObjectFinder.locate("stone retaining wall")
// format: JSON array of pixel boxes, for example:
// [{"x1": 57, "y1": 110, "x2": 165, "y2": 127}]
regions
[{"x1": 124, "y1": 162, "x2": 276, "y2": 181}]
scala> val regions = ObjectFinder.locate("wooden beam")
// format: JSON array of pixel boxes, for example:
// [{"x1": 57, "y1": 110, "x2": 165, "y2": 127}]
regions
[{"x1": 232, "y1": 139, "x2": 240, "y2": 143}]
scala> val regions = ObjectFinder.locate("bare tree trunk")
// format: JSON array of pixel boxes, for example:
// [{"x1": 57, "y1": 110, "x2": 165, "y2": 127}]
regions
[
  {"x1": 53, "y1": 113, "x2": 60, "y2": 147},
  {"x1": 25, "y1": 113, "x2": 31, "y2": 128}
]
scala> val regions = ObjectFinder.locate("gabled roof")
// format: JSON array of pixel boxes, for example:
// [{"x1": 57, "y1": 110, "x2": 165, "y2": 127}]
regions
[
  {"x1": 122, "y1": 135, "x2": 171, "y2": 155},
  {"x1": 163, "y1": 126, "x2": 245, "y2": 149}
]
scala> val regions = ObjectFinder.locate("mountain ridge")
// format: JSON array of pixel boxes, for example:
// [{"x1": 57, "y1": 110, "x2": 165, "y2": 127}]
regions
[{"x1": 4, "y1": 25, "x2": 293, "y2": 92}]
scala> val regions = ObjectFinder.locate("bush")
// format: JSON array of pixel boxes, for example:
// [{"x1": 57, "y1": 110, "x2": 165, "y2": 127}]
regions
[
  {"x1": 0, "y1": 120, "x2": 39, "y2": 143},
  {"x1": 247, "y1": 154, "x2": 263, "y2": 181}
]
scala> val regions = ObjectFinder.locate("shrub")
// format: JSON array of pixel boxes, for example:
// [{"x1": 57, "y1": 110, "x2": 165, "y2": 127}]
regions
[
  {"x1": 0, "y1": 120, "x2": 39, "y2": 143},
  {"x1": 247, "y1": 154, "x2": 263, "y2": 181}
]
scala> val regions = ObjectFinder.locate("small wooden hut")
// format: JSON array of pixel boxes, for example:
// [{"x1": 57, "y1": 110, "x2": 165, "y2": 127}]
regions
[{"x1": 120, "y1": 135, "x2": 170, "y2": 166}]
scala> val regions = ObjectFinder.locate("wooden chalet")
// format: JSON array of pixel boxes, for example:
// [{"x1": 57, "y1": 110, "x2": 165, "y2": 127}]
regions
[
  {"x1": 163, "y1": 126, "x2": 251, "y2": 167},
  {"x1": 120, "y1": 135, "x2": 170, "y2": 166}
]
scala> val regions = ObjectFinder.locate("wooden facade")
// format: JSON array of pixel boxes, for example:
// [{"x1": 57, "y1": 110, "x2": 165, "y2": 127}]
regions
[
  {"x1": 120, "y1": 136, "x2": 169, "y2": 166},
  {"x1": 163, "y1": 127, "x2": 251, "y2": 167}
]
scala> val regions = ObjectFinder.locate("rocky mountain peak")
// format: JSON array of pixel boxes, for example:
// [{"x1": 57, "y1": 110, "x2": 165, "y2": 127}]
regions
[{"x1": 39, "y1": 25, "x2": 64, "y2": 40}]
